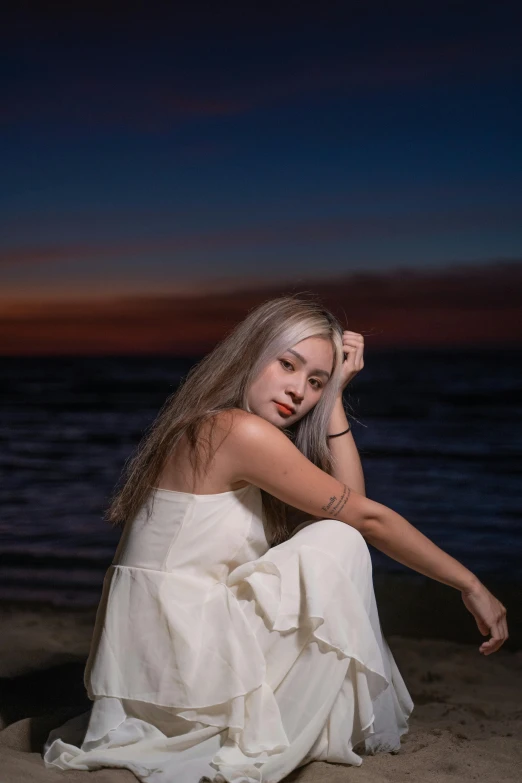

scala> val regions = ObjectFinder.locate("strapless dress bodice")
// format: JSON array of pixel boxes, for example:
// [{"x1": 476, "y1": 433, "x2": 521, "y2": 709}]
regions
[{"x1": 84, "y1": 484, "x2": 272, "y2": 708}]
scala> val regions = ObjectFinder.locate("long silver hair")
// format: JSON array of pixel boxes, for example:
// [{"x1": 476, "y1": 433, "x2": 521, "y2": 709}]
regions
[{"x1": 106, "y1": 294, "x2": 345, "y2": 544}]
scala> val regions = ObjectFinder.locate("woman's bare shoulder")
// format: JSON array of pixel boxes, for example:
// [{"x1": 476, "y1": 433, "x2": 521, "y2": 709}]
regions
[
  {"x1": 197, "y1": 408, "x2": 251, "y2": 443},
  {"x1": 211, "y1": 408, "x2": 279, "y2": 440},
  {"x1": 201, "y1": 409, "x2": 283, "y2": 460}
]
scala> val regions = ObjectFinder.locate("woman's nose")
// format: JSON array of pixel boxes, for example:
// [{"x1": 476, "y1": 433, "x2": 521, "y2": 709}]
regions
[{"x1": 287, "y1": 381, "x2": 305, "y2": 402}]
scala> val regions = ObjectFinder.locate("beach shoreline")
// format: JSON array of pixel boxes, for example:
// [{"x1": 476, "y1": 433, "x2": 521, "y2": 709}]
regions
[{"x1": 1, "y1": 575, "x2": 521, "y2": 781}]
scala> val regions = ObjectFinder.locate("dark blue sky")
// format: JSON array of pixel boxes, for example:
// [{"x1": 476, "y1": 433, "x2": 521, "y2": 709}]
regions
[{"x1": 1, "y1": 1, "x2": 521, "y2": 301}]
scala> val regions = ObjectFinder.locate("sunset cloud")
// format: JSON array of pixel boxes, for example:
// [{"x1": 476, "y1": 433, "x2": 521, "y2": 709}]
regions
[
  {"x1": 2, "y1": 2, "x2": 520, "y2": 343},
  {"x1": 1, "y1": 261, "x2": 520, "y2": 355}
]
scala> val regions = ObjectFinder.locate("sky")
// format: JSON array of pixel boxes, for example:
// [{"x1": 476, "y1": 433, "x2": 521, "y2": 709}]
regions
[{"x1": 1, "y1": 1, "x2": 521, "y2": 351}]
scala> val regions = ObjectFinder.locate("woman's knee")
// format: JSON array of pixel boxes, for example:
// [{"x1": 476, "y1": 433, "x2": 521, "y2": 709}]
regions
[
  {"x1": 294, "y1": 518, "x2": 370, "y2": 561},
  {"x1": 328, "y1": 519, "x2": 369, "y2": 554}
]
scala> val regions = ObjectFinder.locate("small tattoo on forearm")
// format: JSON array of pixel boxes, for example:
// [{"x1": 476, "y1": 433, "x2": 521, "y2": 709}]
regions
[
  {"x1": 322, "y1": 495, "x2": 336, "y2": 512},
  {"x1": 321, "y1": 484, "x2": 351, "y2": 517}
]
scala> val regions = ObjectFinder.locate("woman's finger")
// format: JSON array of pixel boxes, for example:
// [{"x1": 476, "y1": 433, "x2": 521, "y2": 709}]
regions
[
  {"x1": 353, "y1": 342, "x2": 364, "y2": 371},
  {"x1": 501, "y1": 615, "x2": 509, "y2": 643},
  {"x1": 342, "y1": 339, "x2": 362, "y2": 352},
  {"x1": 343, "y1": 331, "x2": 364, "y2": 342},
  {"x1": 343, "y1": 346, "x2": 359, "y2": 371},
  {"x1": 343, "y1": 347, "x2": 356, "y2": 370},
  {"x1": 481, "y1": 621, "x2": 505, "y2": 655},
  {"x1": 480, "y1": 633, "x2": 496, "y2": 654},
  {"x1": 492, "y1": 613, "x2": 506, "y2": 644},
  {"x1": 343, "y1": 339, "x2": 364, "y2": 371},
  {"x1": 343, "y1": 339, "x2": 364, "y2": 351}
]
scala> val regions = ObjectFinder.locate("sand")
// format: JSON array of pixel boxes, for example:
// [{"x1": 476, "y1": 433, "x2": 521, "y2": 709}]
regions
[{"x1": 1, "y1": 579, "x2": 521, "y2": 783}]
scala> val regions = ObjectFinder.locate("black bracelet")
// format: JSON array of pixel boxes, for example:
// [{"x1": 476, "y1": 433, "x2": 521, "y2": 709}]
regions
[{"x1": 326, "y1": 423, "x2": 352, "y2": 439}]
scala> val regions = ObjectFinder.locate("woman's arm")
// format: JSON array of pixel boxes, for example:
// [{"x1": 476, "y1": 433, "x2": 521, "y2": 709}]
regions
[
  {"x1": 224, "y1": 410, "x2": 475, "y2": 591},
  {"x1": 328, "y1": 395, "x2": 365, "y2": 495},
  {"x1": 219, "y1": 410, "x2": 507, "y2": 653}
]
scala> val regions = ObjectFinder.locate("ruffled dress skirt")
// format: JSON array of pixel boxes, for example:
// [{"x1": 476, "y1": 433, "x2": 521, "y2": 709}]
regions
[{"x1": 44, "y1": 518, "x2": 413, "y2": 783}]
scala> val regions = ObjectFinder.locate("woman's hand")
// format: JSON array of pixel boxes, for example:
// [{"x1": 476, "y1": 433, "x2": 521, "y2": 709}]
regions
[
  {"x1": 339, "y1": 330, "x2": 365, "y2": 392},
  {"x1": 461, "y1": 581, "x2": 508, "y2": 655}
]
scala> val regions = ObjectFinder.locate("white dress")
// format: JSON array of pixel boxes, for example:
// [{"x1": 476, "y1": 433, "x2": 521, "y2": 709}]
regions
[{"x1": 44, "y1": 484, "x2": 413, "y2": 783}]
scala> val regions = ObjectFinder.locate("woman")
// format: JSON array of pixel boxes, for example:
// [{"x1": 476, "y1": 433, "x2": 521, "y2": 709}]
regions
[{"x1": 44, "y1": 295, "x2": 508, "y2": 783}]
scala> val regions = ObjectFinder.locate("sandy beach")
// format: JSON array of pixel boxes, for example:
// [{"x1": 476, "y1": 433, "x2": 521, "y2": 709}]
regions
[{"x1": 1, "y1": 577, "x2": 521, "y2": 783}]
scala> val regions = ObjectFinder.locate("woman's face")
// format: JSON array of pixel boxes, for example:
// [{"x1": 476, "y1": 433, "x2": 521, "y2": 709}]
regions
[{"x1": 247, "y1": 336, "x2": 335, "y2": 428}]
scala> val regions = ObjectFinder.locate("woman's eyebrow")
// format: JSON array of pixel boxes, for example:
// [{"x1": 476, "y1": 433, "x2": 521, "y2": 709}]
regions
[{"x1": 287, "y1": 348, "x2": 331, "y2": 380}]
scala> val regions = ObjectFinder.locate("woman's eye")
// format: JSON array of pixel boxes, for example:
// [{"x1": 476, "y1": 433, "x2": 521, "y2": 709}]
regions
[{"x1": 280, "y1": 360, "x2": 322, "y2": 389}]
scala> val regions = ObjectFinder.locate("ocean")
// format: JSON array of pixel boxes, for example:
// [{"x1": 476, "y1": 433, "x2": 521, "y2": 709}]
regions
[{"x1": 1, "y1": 350, "x2": 521, "y2": 607}]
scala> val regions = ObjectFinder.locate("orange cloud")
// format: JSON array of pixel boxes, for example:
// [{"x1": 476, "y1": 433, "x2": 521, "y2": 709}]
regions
[{"x1": 1, "y1": 261, "x2": 521, "y2": 355}]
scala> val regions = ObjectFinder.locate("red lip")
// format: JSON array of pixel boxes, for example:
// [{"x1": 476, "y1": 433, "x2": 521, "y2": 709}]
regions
[{"x1": 274, "y1": 401, "x2": 295, "y2": 415}]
